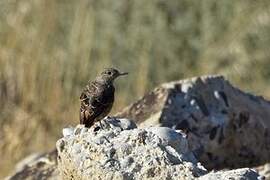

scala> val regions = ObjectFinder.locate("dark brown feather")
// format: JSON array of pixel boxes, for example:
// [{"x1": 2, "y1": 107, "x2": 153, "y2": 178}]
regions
[{"x1": 80, "y1": 81, "x2": 115, "y2": 127}]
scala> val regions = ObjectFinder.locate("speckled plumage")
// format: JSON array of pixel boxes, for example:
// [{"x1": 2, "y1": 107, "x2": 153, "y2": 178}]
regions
[{"x1": 80, "y1": 68, "x2": 128, "y2": 128}]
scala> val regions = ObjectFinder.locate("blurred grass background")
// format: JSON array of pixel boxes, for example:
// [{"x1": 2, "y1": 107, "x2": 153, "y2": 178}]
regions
[{"x1": 1, "y1": 0, "x2": 270, "y2": 177}]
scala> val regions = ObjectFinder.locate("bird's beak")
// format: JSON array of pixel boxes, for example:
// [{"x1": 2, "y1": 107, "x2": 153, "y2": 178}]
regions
[{"x1": 118, "y1": 72, "x2": 128, "y2": 76}]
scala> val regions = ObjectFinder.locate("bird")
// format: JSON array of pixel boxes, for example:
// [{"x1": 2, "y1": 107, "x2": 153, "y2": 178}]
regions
[{"x1": 80, "y1": 68, "x2": 128, "y2": 128}]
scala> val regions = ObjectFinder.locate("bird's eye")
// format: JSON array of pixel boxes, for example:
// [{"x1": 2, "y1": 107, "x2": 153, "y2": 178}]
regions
[{"x1": 107, "y1": 71, "x2": 112, "y2": 75}]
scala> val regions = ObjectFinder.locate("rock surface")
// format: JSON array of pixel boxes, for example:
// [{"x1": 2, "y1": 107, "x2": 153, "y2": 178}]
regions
[
  {"x1": 56, "y1": 117, "x2": 207, "y2": 180},
  {"x1": 5, "y1": 150, "x2": 59, "y2": 180},
  {"x1": 117, "y1": 75, "x2": 270, "y2": 169},
  {"x1": 198, "y1": 168, "x2": 261, "y2": 180}
]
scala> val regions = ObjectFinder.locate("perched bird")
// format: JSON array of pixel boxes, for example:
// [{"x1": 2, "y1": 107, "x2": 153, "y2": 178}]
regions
[{"x1": 80, "y1": 68, "x2": 128, "y2": 128}]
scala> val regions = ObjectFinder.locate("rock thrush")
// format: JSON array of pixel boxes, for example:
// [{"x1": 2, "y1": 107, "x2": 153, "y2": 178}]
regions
[{"x1": 80, "y1": 68, "x2": 128, "y2": 128}]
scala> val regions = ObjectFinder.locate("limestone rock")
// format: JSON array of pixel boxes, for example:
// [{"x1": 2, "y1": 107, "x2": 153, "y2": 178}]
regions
[
  {"x1": 117, "y1": 75, "x2": 270, "y2": 169},
  {"x1": 56, "y1": 117, "x2": 207, "y2": 180},
  {"x1": 145, "y1": 127, "x2": 189, "y2": 155}
]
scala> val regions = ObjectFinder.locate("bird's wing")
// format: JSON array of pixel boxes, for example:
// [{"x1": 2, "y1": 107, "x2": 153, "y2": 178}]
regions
[
  {"x1": 80, "y1": 105, "x2": 95, "y2": 127},
  {"x1": 80, "y1": 82, "x2": 98, "y2": 127},
  {"x1": 80, "y1": 81, "x2": 101, "y2": 107},
  {"x1": 79, "y1": 82, "x2": 114, "y2": 127}
]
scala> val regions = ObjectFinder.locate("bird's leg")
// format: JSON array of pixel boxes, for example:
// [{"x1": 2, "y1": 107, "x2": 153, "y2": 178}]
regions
[{"x1": 99, "y1": 120, "x2": 104, "y2": 130}]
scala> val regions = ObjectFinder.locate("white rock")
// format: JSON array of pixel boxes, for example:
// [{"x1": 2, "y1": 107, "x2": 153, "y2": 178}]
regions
[
  {"x1": 56, "y1": 117, "x2": 207, "y2": 180},
  {"x1": 146, "y1": 127, "x2": 189, "y2": 154},
  {"x1": 62, "y1": 127, "x2": 74, "y2": 137}
]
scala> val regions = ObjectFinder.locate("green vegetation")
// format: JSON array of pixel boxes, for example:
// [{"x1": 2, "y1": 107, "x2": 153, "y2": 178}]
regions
[{"x1": 1, "y1": 0, "x2": 270, "y2": 177}]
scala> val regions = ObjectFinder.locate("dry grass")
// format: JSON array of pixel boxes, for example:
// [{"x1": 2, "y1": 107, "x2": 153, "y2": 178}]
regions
[{"x1": 1, "y1": 0, "x2": 270, "y2": 177}]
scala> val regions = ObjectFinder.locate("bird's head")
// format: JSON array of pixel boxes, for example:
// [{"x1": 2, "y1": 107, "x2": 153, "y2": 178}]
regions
[{"x1": 97, "y1": 68, "x2": 128, "y2": 83}]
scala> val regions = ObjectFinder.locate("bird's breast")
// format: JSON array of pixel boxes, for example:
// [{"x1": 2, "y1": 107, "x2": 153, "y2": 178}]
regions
[{"x1": 103, "y1": 85, "x2": 115, "y2": 102}]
